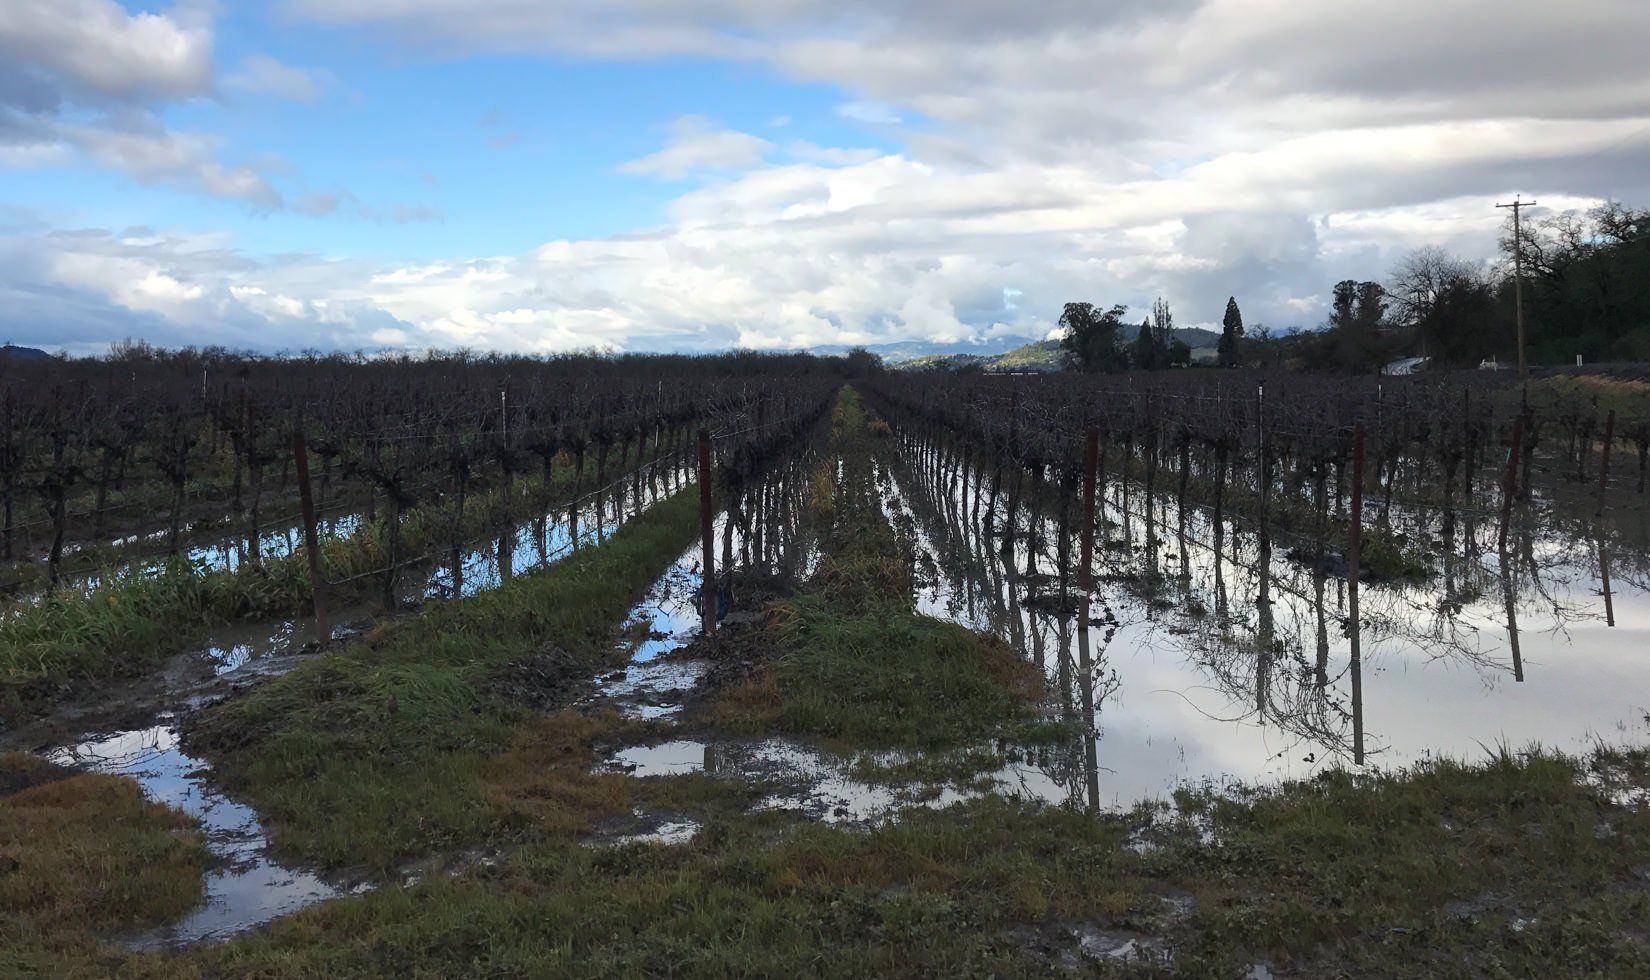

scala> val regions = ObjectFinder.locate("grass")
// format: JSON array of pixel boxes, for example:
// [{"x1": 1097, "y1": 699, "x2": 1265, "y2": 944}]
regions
[
  {"x1": 726, "y1": 595, "x2": 1041, "y2": 749},
  {"x1": 1, "y1": 755, "x2": 209, "y2": 976},
  {"x1": 183, "y1": 485, "x2": 707, "y2": 872},
  {"x1": 24, "y1": 743, "x2": 1627, "y2": 978},
  {"x1": 700, "y1": 387, "x2": 1044, "y2": 750},
  {"x1": 11, "y1": 390, "x2": 1650, "y2": 976}
]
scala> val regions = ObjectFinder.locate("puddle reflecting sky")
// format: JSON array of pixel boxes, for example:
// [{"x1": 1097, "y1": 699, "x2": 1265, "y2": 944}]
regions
[
  {"x1": 46, "y1": 723, "x2": 344, "y2": 949},
  {"x1": 886, "y1": 436, "x2": 1650, "y2": 809}
]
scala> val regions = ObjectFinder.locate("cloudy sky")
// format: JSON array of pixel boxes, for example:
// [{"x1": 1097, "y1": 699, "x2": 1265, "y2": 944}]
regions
[{"x1": 3, "y1": 0, "x2": 1647, "y2": 356}]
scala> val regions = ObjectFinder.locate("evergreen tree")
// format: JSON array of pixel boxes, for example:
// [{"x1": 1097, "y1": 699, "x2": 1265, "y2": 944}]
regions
[
  {"x1": 1218, "y1": 296, "x2": 1244, "y2": 367},
  {"x1": 1131, "y1": 317, "x2": 1157, "y2": 369}
]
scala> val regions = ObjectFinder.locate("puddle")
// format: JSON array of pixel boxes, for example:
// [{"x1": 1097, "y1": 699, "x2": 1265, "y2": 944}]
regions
[
  {"x1": 601, "y1": 660, "x2": 709, "y2": 720},
  {"x1": 595, "y1": 451, "x2": 819, "y2": 719},
  {"x1": 611, "y1": 740, "x2": 712, "y2": 777},
  {"x1": 886, "y1": 432, "x2": 1650, "y2": 809},
  {"x1": 1072, "y1": 925, "x2": 1169, "y2": 964},
  {"x1": 594, "y1": 818, "x2": 703, "y2": 848},
  {"x1": 45, "y1": 722, "x2": 349, "y2": 948},
  {"x1": 602, "y1": 737, "x2": 1036, "y2": 824}
]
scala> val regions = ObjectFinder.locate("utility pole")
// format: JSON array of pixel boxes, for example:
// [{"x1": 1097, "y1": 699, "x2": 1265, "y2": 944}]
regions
[{"x1": 1497, "y1": 195, "x2": 1537, "y2": 380}]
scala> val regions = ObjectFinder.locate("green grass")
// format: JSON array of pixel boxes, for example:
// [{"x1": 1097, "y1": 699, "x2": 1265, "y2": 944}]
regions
[
  {"x1": 702, "y1": 387, "x2": 1045, "y2": 750},
  {"x1": 751, "y1": 596, "x2": 1041, "y2": 750},
  {"x1": 183, "y1": 485, "x2": 706, "y2": 872},
  {"x1": 9, "y1": 388, "x2": 1650, "y2": 977},
  {"x1": 25, "y1": 743, "x2": 1627, "y2": 978}
]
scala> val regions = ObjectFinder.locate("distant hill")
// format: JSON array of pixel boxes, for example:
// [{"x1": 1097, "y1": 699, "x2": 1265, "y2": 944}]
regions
[
  {"x1": 896, "y1": 339, "x2": 1068, "y2": 374},
  {"x1": 1117, "y1": 324, "x2": 1223, "y2": 349},
  {"x1": 809, "y1": 337, "x2": 1043, "y2": 364},
  {"x1": 894, "y1": 329, "x2": 1227, "y2": 374},
  {"x1": 0, "y1": 345, "x2": 54, "y2": 362}
]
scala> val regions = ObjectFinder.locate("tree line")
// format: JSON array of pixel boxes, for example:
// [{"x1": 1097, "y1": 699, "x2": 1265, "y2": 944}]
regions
[{"x1": 1060, "y1": 200, "x2": 1649, "y2": 375}]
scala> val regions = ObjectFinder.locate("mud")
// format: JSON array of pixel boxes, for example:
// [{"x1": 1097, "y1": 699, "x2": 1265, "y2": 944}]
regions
[{"x1": 479, "y1": 647, "x2": 592, "y2": 714}]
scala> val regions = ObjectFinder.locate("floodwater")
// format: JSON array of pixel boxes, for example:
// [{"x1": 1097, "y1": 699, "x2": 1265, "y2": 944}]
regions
[
  {"x1": 884, "y1": 432, "x2": 1650, "y2": 810},
  {"x1": 8, "y1": 452, "x2": 695, "y2": 610},
  {"x1": 595, "y1": 446, "x2": 820, "y2": 719},
  {"x1": 47, "y1": 721, "x2": 347, "y2": 949},
  {"x1": 16, "y1": 454, "x2": 705, "y2": 946}
]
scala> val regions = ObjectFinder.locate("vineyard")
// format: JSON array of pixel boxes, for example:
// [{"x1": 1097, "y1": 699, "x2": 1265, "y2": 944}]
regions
[{"x1": 3, "y1": 358, "x2": 1649, "y2": 976}]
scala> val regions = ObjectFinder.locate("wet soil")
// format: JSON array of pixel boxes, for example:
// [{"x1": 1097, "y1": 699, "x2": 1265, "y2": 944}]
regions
[
  {"x1": 478, "y1": 647, "x2": 592, "y2": 713},
  {"x1": 667, "y1": 568, "x2": 796, "y2": 704}
]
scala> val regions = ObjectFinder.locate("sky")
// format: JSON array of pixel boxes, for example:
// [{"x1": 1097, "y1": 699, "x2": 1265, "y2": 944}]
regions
[{"x1": 2, "y1": 0, "x2": 1648, "y2": 357}]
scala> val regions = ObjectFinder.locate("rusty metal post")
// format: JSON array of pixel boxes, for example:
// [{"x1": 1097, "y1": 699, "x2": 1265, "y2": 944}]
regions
[
  {"x1": 1349, "y1": 424, "x2": 1365, "y2": 766},
  {"x1": 1079, "y1": 428, "x2": 1099, "y2": 627},
  {"x1": 292, "y1": 429, "x2": 328, "y2": 646},
  {"x1": 698, "y1": 428, "x2": 715, "y2": 631},
  {"x1": 1499, "y1": 414, "x2": 1524, "y2": 552},
  {"x1": 1597, "y1": 409, "x2": 1615, "y2": 517}
]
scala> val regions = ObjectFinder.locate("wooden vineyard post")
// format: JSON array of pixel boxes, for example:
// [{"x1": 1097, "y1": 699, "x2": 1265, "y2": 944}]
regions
[
  {"x1": 1597, "y1": 409, "x2": 1615, "y2": 517},
  {"x1": 1079, "y1": 428, "x2": 1099, "y2": 627},
  {"x1": 698, "y1": 428, "x2": 715, "y2": 632},
  {"x1": 1499, "y1": 413, "x2": 1524, "y2": 552},
  {"x1": 1349, "y1": 424, "x2": 1365, "y2": 766},
  {"x1": 292, "y1": 429, "x2": 329, "y2": 646}
]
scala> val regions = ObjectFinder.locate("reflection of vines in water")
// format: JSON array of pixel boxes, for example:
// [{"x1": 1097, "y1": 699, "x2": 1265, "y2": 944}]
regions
[
  {"x1": 888, "y1": 423, "x2": 1617, "y2": 769},
  {"x1": 876, "y1": 447, "x2": 1125, "y2": 810}
]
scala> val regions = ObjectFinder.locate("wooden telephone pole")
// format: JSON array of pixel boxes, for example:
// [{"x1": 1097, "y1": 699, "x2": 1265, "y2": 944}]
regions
[{"x1": 1497, "y1": 195, "x2": 1537, "y2": 380}]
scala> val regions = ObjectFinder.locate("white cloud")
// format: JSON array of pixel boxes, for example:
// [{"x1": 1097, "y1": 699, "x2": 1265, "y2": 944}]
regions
[
  {"x1": 834, "y1": 102, "x2": 902, "y2": 126},
  {"x1": 619, "y1": 116, "x2": 773, "y2": 179},
  {"x1": 0, "y1": 2, "x2": 295, "y2": 207},
  {"x1": 0, "y1": 0, "x2": 213, "y2": 102},
  {"x1": 10, "y1": 0, "x2": 1650, "y2": 352},
  {"x1": 225, "y1": 54, "x2": 329, "y2": 102}
]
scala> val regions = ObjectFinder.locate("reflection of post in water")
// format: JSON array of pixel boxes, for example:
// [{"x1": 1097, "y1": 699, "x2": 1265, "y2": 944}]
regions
[
  {"x1": 1500, "y1": 545, "x2": 1524, "y2": 682},
  {"x1": 1213, "y1": 524, "x2": 1230, "y2": 623},
  {"x1": 497, "y1": 529, "x2": 513, "y2": 582},
  {"x1": 1348, "y1": 425, "x2": 1366, "y2": 765},
  {"x1": 1055, "y1": 613, "x2": 1075, "y2": 718},
  {"x1": 1256, "y1": 556, "x2": 1273, "y2": 717},
  {"x1": 1313, "y1": 566, "x2": 1329, "y2": 690},
  {"x1": 1599, "y1": 537, "x2": 1616, "y2": 628},
  {"x1": 1077, "y1": 428, "x2": 1100, "y2": 814},
  {"x1": 1076, "y1": 616, "x2": 1101, "y2": 814}
]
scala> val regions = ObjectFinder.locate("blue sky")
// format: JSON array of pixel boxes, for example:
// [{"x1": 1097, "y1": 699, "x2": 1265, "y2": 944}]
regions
[{"x1": 3, "y1": 1, "x2": 1648, "y2": 355}]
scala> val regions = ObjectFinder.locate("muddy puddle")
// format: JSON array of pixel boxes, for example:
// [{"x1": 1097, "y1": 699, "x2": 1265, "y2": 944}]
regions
[
  {"x1": 594, "y1": 448, "x2": 818, "y2": 722},
  {"x1": 603, "y1": 737, "x2": 983, "y2": 824},
  {"x1": 885, "y1": 432, "x2": 1650, "y2": 809},
  {"x1": 47, "y1": 721, "x2": 350, "y2": 949}
]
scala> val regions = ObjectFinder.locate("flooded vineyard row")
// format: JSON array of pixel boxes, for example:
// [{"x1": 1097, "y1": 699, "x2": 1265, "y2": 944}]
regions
[
  {"x1": 16, "y1": 452, "x2": 711, "y2": 947},
  {"x1": 883, "y1": 421, "x2": 1650, "y2": 808}
]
